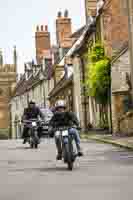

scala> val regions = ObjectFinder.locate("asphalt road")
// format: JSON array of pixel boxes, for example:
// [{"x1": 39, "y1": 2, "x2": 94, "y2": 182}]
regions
[{"x1": 1, "y1": 139, "x2": 133, "y2": 200}]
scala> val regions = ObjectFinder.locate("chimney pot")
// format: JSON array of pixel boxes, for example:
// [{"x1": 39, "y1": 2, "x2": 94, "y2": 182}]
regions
[
  {"x1": 45, "y1": 25, "x2": 48, "y2": 31},
  {"x1": 41, "y1": 25, "x2": 44, "y2": 31},
  {"x1": 57, "y1": 11, "x2": 62, "y2": 18},
  {"x1": 64, "y1": 9, "x2": 69, "y2": 17},
  {"x1": 36, "y1": 25, "x2": 39, "y2": 31}
]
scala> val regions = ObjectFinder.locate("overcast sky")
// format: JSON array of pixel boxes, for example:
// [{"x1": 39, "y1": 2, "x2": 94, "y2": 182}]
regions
[{"x1": 0, "y1": 0, "x2": 85, "y2": 73}]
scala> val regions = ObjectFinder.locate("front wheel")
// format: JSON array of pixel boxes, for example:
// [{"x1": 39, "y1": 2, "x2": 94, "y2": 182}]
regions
[
  {"x1": 30, "y1": 142, "x2": 34, "y2": 148},
  {"x1": 64, "y1": 143, "x2": 73, "y2": 171},
  {"x1": 35, "y1": 143, "x2": 38, "y2": 149}
]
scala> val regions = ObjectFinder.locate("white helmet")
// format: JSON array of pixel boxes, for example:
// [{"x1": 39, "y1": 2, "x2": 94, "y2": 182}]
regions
[{"x1": 55, "y1": 100, "x2": 66, "y2": 109}]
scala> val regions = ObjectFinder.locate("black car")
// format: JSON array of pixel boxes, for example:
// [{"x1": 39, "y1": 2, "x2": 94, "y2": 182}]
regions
[{"x1": 40, "y1": 108, "x2": 54, "y2": 137}]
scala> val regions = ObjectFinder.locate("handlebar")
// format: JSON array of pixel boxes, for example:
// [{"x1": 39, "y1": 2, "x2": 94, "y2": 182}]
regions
[
  {"x1": 53, "y1": 126, "x2": 81, "y2": 131},
  {"x1": 22, "y1": 119, "x2": 45, "y2": 123}
]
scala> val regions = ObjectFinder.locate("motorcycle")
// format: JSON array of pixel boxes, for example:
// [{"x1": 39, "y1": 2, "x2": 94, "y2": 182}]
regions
[
  {"x1": 23, "y1": 119, "x2": 40, "y2": 149},
  {"x1": 54, "y1": 126, "x2": 78, "y2": 171}
]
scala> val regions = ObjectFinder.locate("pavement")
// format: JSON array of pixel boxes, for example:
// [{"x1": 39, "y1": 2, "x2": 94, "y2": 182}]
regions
[
  {"x1": 81, "y1": 133, "x2": 133, "y2": 150},
  {"x1": 1, "y1": 139, "x2": 133, "y2": 200}
]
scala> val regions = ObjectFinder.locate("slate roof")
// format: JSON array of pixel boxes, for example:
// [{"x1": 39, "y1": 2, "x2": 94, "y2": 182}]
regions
[
  {"x1": 48, "y1": 75, "x2": 73, "y2": 98},
  {"x1": 70, "y1": 26, "x2": 86, "y2": 39}
]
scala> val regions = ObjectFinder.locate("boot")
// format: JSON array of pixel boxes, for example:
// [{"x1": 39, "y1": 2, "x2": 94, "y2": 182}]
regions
[
  {"x1": 55, "y1": 138, "x2": 62, "y2": 160},
  {"x1": 23, "y1": 138, "x2": 27, "y2": 144},
  {"x1": 56, "y1": 152, "x2": 62, "y2": 160},
  {"x1": 76, "y1": 143, "x2": 83, "y2": 157}
]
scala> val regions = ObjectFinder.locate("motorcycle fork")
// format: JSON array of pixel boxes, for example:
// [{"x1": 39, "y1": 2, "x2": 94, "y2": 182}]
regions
[{"x1": 62, "y1": 135, "x2": 72, "y2": 153}]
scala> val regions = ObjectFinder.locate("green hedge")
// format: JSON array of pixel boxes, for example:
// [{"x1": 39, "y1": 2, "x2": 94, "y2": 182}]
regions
[{"x1": 0, "y1": 129, "x2": 9, "y2": 140}]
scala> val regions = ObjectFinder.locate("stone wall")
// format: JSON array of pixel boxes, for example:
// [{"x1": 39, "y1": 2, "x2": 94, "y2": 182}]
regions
[
  {"x1": 111, "y1": 48, "x2": 133, "y2": 134},
  {"x1": 120, "y1": 111, "x2": 133, "y2": 135},
  {"x1": 112, "y1": 49, "x2": 130, "y2": 92},
  {"x1": 111, "y1": 92, "x2": 127, "y2": 133}
]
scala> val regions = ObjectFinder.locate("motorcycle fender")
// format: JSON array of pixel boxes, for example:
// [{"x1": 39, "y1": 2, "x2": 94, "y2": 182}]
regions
[
  {"x1": 63, "y1": 136, "x2": 69, "y2": 144},
  {"x1": 55, "y1": 131, "x2": 60, "y2": 139}
]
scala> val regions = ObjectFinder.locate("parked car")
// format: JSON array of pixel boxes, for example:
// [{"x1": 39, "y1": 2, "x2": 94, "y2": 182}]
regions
[{"x1": 39, "y1": 108, "x2": 54, "y2": 137}]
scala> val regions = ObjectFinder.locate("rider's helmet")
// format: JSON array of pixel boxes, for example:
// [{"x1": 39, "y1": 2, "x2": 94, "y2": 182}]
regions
[
  {"x1": 29, "y1": 100, "x2": 35, "y2": 105},
  {"x1": 55, "y1": 99, "x2": 66, "y2": 110},
  {"x1": 29, "y1": 100, "x2": 36, "y2": 108}
]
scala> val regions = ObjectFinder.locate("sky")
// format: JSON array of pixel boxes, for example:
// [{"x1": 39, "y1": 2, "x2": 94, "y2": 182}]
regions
[{"x1": 0, "y1": 0, "x2": 85, "y2": 73}]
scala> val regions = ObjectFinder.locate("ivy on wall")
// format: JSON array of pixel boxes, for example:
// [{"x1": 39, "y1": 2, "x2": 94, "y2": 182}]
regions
[
  {"x1": 84, "y1": 42, "x2": 111, "y2": 128},
  {"x1": 85, "y1": 43, "x2": 111, "y2": 104}
]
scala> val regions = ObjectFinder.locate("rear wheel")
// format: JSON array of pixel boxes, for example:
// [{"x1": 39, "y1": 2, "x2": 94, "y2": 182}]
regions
[
  {"x1": 33, "y1": 130, "x2": 39, "y2": 149},
  {"x1": 30, "y1": 142, "x2": 34, "y2": 148}
]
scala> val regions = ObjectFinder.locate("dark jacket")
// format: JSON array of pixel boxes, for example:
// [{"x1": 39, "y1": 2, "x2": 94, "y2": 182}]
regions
[
  {"x1": 22, "y1": 106, "x2": 44, "y2": 120},
  {"x1": 49, "y1": 111, "x2": 79, "y2": 128}
]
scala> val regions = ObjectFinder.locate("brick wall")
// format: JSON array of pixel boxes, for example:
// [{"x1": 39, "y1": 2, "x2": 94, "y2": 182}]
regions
[{"x1": 102, "y1": 0, "x2": 129, "y2": 56}]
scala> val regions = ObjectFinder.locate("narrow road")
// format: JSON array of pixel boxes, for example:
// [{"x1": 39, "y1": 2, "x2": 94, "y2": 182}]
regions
[{"x1": 1, "y1": 139, "x2": 133, "y2": 199}]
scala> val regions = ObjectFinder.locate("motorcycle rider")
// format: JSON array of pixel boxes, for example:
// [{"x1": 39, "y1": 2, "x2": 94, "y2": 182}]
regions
[
  {"x1": 22, "y1": 101, "x2": 44, "y2": 144},
  {"x1": 49, "y1": 100, "x2": 83, "y2": 160}
]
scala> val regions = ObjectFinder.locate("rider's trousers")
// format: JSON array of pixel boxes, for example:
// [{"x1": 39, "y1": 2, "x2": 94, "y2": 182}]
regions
[{"x1": 55, "y1": 128, "x2": 81, "y2": 154}]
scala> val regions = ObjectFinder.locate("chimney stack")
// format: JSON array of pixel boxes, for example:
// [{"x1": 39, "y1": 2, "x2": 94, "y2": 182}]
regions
[
  {"x1": 35, "y1": 24, "x2": 51, "y2": 64},
  {"x1": 56, "y1": 10, "x2": 72, "y2": 48}
]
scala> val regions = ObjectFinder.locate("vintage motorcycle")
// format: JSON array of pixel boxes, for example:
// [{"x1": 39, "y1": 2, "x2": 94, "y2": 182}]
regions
[
  {"x1": 54, "y1": 126, "x2": 79, "y2": 170},
  {"x1": 23, "y1": 119, "x2": 40, "y2": 149}
]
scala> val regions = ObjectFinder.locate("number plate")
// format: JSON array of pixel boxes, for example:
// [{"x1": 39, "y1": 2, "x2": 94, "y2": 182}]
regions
[
  {"x1": 55, "y1": 131, "x2": 60, "y2": 137},
  {"x1": 62, "y1": 130, "x2": 68, "y2": 136},
  {"x1": 32, "y1": 122, "x2": 37, "y2": 127},
  {"x1": 43, "y1": 126, "x2": 49, "y2": 129}
]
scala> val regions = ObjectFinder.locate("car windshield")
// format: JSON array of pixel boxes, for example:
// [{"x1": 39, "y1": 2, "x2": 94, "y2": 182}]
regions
[{"x1": 40, "y1": 108, "x2": 53, "y2": 122}]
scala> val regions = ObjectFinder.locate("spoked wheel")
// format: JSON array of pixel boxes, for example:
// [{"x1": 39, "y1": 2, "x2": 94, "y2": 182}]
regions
[
  {"x1": 68, "y1": 160, "x2": 73, "y2": 171},
  {"x1": 35, "y1": 143, "x2": 38, "y2": 149},
  {"x1": 64, "y1": 143, "x2": 73, "y2": 171}
]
